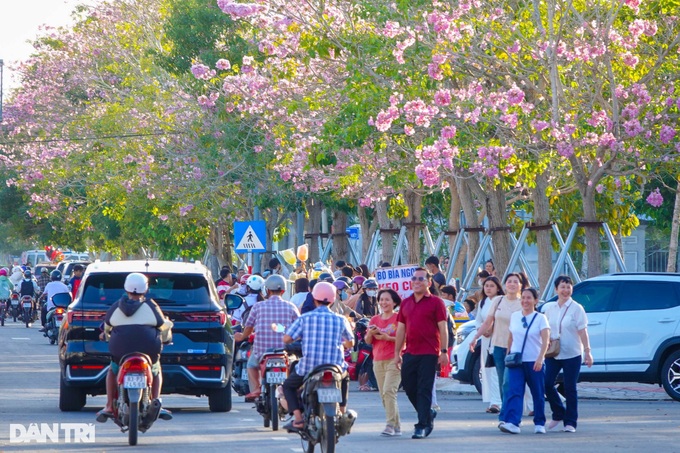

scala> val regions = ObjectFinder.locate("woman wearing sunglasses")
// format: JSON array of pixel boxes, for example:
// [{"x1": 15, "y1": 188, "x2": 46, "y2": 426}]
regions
[{"x1": 498, "y1": 287, "x2": 550, "y2": 435}]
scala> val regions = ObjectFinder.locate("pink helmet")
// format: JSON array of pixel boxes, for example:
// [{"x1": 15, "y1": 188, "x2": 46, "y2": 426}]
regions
[
  {"x1": 312, "y1": 281, "x2": 336, "y2": 304},
  {"x1": 0, "y1": 268, "x2": 6, "y2": 276}
]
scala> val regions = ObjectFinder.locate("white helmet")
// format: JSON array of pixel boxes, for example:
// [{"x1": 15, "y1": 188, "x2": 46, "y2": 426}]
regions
[
  {"x1": 246, "y1": 274, "x2": 265, "y2": 291},
  {"x1": 124, "y1": 273, "x2": 148, "y2": 295}
]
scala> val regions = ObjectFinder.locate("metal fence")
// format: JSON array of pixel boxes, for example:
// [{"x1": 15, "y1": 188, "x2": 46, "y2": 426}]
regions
[{"x1": 646, "y1": 250, "x2": 670, "y2": 272}]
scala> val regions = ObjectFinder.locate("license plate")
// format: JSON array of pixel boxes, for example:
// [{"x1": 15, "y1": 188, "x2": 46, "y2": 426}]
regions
[
  {"x1": 123, "y1": 374, "x2": 146, "y2": 389},
  {"x1": 23, "y1": 303, "x2": 32, "y2": 309},
  {"x1": 241, "y1": 369, "x2": 248, "y2": 380},
  {"x1": 55, "y1": 319, "x2": 62, "y2": 327},
  {"x1": 266, "y1": 372, "x2": 286, "y2": 384},
  {"x1": 11, "y1": 301, "x2": 19, "y2": 307},
  {"x1": 317, "y1": 388, "x2": 341, "y2": 403}
]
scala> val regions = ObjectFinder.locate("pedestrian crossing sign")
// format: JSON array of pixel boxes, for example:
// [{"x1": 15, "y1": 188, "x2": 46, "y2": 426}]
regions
[{"x1": 234, "y1": 221, "x2": 266, "y2": 253}]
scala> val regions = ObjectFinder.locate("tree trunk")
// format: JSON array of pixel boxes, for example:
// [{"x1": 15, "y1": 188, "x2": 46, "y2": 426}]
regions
[
  {"x1": 581, "y1": 192, "x2": 602, "y2": 278},
  {"x1": 331, "y1": 209, "x2": 349, "y2": 263},
  {"x1": 305, "y1": 198, "x2": 323, "y2": 263},
  {"x1": 403, "y1": 189, "x2": 423, "y2": 265},
  {"x1": 532, "y1": 173, "x2": 553, "y2": 291},
  {"x1": 376, "y1": 199, "x2": 397, "y2": 264},
  {"x1": 460, "y1": 178, "x2": 483, "y2": 274},
  {"x1": 667, "y1": 178, "x2": 680, "y2": 272},
  {"x1": 486, "y1": 184, "x2": 512, "y2": 276},
  {"x1": 446, "y1": 178, "x2": 464, "y2": 278}
]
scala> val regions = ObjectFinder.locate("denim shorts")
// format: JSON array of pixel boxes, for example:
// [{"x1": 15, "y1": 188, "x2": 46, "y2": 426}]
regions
[
  {"x1": 247, "y1": 352, "x2": 261, "y2": 369},
  {"x1": 110, "y1": 360, "x2": 161, "y2": 376}
]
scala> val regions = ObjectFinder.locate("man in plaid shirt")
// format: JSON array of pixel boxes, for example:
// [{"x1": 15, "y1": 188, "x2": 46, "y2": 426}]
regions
[
  {"x1": 235, "y1": 274, "x2": 300, "y2": 402},
  {"x1": 282, "y1": 281, "x2": 354, "y2": 431}
]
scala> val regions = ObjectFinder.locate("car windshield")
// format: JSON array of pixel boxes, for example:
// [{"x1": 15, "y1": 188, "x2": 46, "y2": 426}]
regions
[{"x1": 81, "y1": 273, "x2": 211, "y2": 307}]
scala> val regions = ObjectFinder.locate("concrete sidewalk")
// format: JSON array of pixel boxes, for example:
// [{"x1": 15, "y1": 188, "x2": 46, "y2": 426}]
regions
[{"x1": 437, "y1": 378, "x2": 672, "y2": 401}]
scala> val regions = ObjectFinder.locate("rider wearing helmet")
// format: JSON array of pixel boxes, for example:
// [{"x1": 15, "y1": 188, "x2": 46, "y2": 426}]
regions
[
  {"x1": 38, "y1": 270, "x2": 70, "y2": 331},
  {"x1": 235, "y1": 274, "x2": 300, "y2": 402},
  {"x1": 96, "y1": 273, "x2": 173, "y2": 423},
  {"x1": 17, "y1": 271, "x2": 40, "y2": 313},
  {"x1": 0, "y1": 268, "x2": 12, "y2": 302},
  {"x1": 233, "y1": 274, "x2": 265, "y2": 325},
  {"x1": 355, "y1": 278, "x2": 379, "y2": 317},
  {"x1": 282, "y1": 281, "x2": 355, "y2": 431}
]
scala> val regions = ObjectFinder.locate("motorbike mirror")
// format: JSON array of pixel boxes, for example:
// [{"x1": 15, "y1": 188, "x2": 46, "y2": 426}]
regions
[
  {"x1": 51, "y1": 292, "x2": 72, "y2": 308},
  {"x1": 225, "y1": 293, "x2": 244, "y2": 311},
  {"x1": 271, "y1": 323, "x2": 286, "y2": 333}
]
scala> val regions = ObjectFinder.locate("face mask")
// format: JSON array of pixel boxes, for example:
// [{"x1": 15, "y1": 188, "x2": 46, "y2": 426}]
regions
[
  {"x1": 366, "y1": 290, "x2": 377, "y2": 298},
  {"x1": 444, "y1": 299, "x2": 454, "y2": 308},
  {"x1": 340, "y1": 291, "x2": 349, "y2": 301}
]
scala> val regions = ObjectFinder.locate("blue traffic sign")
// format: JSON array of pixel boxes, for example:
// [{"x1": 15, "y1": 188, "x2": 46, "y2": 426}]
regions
[{"x1": 234, "y1": 221, "x2": 267, "y2": 253}]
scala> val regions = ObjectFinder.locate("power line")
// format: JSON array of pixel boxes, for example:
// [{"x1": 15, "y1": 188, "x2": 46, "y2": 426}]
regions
[{"x1": 0, "y1": 130, "x2": 189, "y2": 146}]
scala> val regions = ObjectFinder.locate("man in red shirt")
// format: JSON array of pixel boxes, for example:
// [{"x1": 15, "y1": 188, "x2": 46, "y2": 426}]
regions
[{"x1": 394, "y1": 267, "x2": 449, "y2": 439}]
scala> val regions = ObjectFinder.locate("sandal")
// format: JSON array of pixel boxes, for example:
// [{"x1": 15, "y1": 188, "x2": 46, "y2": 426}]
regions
[
  {"x1": 95, "y1": 409, "x2": 114, "y2": 423},
  {"x1": 283, "y1": 419, "x2": 305, "y2": 432},
  {"x1": 486, "y1": 405, "x2": 500, "y2": 414}
]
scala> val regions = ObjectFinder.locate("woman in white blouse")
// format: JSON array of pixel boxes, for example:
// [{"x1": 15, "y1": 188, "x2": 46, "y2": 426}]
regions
[
  {"x1": 543, "y1": 275, "x2": 593, "y2": 433},
  {"x1": 474, "y1": 276, "x2": 504, "y2": 414}
]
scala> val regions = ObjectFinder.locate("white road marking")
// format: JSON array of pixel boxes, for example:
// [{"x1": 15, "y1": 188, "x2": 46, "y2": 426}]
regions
[
  {"x1": 270, "y1": 436, "x2": 289, "y2": 440},
  {"x1": 11, "y1": 337, "x2": 31, "y2": 340}
]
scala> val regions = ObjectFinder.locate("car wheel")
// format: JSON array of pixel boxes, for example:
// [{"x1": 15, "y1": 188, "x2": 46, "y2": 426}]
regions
[
  {"x1": 59, "y1": 377, "x2": 86, "y2": 411},
  {"x1": 661, "y1": 350, "x2": 680, "y2": 402},
  {"x1": 472, "y1": 356, "x2": 482, "y2": 395},
  {"x1": 208, "y1": 385, "x2": 232, "y2": 412}
]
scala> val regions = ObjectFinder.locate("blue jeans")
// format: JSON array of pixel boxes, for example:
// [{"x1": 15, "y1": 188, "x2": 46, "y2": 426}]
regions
[
  {"x1": 493, "y1": 346, "x2": 508, "y2": 421},
  {"x1": 503, "y1": 362, "x2": 546, "y2": 427},
  {"x1": 545, "y1": 355, "x2": 581, "y2": 428}
]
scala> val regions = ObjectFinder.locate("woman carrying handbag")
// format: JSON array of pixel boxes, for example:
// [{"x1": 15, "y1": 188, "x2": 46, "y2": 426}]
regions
[{"x1": 498, "y1": 288, "x2": 550, "y2": 435}]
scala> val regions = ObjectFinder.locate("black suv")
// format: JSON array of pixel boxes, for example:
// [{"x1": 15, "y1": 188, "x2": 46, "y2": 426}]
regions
[{"x1": 58, "y1": 260, "x2": 239, "y2": 412}]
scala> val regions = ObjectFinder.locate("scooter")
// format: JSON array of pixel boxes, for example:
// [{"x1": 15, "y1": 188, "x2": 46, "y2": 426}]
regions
[
  {"x1": 9, "y1": 293, "x2": 20, "y2": 322},
  {"x1": 21, "y1": 296, "x2": 34, "y2": 328},
  {"x1": 284, "y1": 342, "x2": 357, "y2": 453},
  {"x1": 44, "y1": 292, "x2": 71, "y2": 344},
  {"x1": 111, "y1": 353, "x2": 163, "y2": 446},
  {"x1": 255, "y1": 348, "x2": 289, "y2": 431},
  {"x1": 231, "y1": 325, "x2": 253, "y2": 397}
]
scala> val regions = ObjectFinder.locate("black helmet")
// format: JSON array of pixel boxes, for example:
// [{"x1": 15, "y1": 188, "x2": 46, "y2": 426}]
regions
[
  {"x1": 337, "y1": 276, "x2": 352, "y2": 286},
  {"x1": 318, "y1": 272, "x2": 335, "y2": 283},
  {"x1": 51, "y1": 270, "x2": 62, "y2": 281},
  {"x1": 362, "y1": 278, "x2": 378, "y2": 290}
]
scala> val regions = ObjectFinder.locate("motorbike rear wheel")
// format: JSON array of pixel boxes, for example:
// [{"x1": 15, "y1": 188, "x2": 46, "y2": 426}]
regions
[
  {"x1": 128, "y1": 400, "x2": 139, "y2": 446},
  {"x1": 319, "y1": 404, "x2": 336, "y2": 453},
  {"x1": 270, "y1": 384, "x2": 279, "y2": 431},
  {"x1": 25, "y1": 309, "x2": 31, "y2": 328}
]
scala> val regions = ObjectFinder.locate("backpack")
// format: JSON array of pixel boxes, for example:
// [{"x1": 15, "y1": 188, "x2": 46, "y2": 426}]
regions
[{"x1": 20, "y1": 280, "x2": 35, "y2": 297}]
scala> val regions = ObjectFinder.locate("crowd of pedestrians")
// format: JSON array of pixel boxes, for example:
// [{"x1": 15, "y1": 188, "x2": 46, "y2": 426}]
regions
[{"x1": 218, "y1": 254, "x2": 592, "y2": 439}]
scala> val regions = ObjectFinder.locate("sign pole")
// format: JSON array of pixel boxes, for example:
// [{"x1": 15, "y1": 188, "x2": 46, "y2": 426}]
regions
[{"x1": 253, "y1": 208, "x2": 262, "y2": 274}]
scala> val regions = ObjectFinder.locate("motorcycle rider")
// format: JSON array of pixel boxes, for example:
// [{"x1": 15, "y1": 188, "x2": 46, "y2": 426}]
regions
[
  {"x1": 0, "y1": 269, "x2": 11, "y2": 320},
  {"x1": 234, "y1": 274, "x2": 300, "y2": 402},
  {"x1": 282, "y1": 281, "x2": 355, "y2": 431},
  {"x1": 38, "y1": 270, "x2": 70, "y2": 332},
  {"x1": 234, "y1": 275, "x2": 265, "y2": 325},
  {"x1": 9, "y1": 266, "x2": 25, "y2": 290},
  {"x1": 96, "y1": 273, "x2": 173, "y2": 423},
  {"x1": 16, "y1": 270, "x2": 40, "y2": 314},
  {"x1": 68, "y1": 264, "x2": 85, "y2": 298}
]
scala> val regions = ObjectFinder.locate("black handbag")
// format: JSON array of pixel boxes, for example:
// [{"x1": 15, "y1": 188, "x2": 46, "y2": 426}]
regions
[
  {"x1": 485, "y1": 350, "x2": 495, "y2": 368},
  {"x1": 504, "y1": 313, "x2": 538, "y2": 368}
]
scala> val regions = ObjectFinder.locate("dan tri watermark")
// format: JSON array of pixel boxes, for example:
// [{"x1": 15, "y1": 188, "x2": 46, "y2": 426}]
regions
[{"x1": 10, "y1": 423, "x2": 95, "y2": 443}]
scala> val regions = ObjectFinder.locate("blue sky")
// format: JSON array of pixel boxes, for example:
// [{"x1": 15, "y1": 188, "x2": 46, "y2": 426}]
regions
[{"x1": 1, "y1": 0, "x2": 100, "y2": 93}]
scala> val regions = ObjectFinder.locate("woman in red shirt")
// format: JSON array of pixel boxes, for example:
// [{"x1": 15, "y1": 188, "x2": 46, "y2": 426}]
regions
[{"x1": 365, "y1": 288, "x2": 402, "y2": 437}]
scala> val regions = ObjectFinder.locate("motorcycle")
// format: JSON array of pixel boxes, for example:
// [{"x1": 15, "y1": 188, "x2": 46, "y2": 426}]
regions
[
  {"x1": 21, "y1": 296, "x2": 34, "y2": 328},
  {"x1": 346, "y1": 318, "x2": 377, "y2": 390},
  {"x1": 10, "y1": 293, "x2": 20, "y2": 322},
  {"x1": 284, "y1": 342, "x2": 357, "y2": 453},
  {"x1": 111, "y1": 353, "x2": 163, "y2": 446},
  {"x1": 231, "y1": 322, "x2": 253, "y2": 397},
  {"x1": 44, "y1": 292, "x2": 71, "y2": 344},
  {"x1": 255, "y1": 348, "x2": 289, "y2": 431},
  {"x1": 0, "y1": 299, "x2": 7, "y2": 326}
]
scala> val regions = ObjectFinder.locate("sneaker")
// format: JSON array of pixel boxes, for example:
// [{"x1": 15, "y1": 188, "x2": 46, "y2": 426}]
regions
[
  {"x1": 547, "y1": 420, "x2": 562, "y2": 431},
  {"x1": 411, "y1": 428, "x2": 425, "y2": 439},
  {"x1": 381, "y1": 425, "x2": 396, "y2": 436},
  {"x1": 563, "y1": 425, "x2": 576, "y2": 433},
  {"x1": 431, "y1": 404, "x2": 441, "y2": 411},
  {"x1": 535, "y1": 425, "x2": 546, "y2": 434},
  {"x1": 499, "y1": 422, "x2": 521, "y2": 434},
  {"x1": 394, "y1": 426, "x2": 402, "y2": 436}
]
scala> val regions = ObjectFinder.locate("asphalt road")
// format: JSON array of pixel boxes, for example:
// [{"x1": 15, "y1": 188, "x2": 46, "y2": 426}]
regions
[{"x1": 0, "y1": 320, "x2": 678, "y2": 452}]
